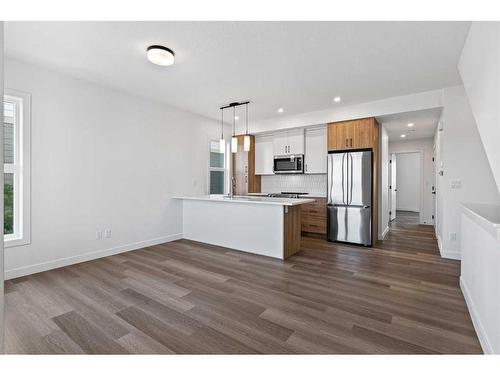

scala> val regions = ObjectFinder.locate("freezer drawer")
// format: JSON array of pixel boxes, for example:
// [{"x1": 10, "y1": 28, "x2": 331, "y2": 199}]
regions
[{"x1": 327, "y1": 205, "x2": 372, "y2": 246}]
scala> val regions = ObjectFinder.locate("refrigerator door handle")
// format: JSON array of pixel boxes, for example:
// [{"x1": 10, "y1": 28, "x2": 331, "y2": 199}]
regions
[
  {"x1": 349, "y1": 153, "x2": 354, "y2": 205},
  {"x1": 341, "y1": 153, "x2": 346, "y2": 204}
]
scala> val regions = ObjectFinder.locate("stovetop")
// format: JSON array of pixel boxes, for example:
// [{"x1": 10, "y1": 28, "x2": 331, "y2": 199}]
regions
[{"x1": 267, "y1": 192, "x2": 309, "y2": 199}]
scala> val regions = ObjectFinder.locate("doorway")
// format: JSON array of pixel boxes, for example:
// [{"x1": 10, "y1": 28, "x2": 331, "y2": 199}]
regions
[{"x1": 388, "y1": 151, "x2": 423, "y2": 225}]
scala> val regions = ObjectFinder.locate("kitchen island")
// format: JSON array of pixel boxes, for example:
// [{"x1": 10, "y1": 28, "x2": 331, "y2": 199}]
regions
[{"x1": 174, "y1": 195, "x2": 315, "y2": 259}]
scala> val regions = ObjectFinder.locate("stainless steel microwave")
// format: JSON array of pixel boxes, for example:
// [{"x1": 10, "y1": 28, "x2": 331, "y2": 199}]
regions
[{"x1": 273, "y1": 155, "x2": 304, "y2": 174}]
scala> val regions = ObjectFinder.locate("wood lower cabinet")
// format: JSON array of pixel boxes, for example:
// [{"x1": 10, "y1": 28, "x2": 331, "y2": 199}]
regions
[
  {"x1": 301, "y1": 198, "x2": 327, "y2": 235},
  {"x1": 232, "y1": 135, "x2": 261, "y2": 195}
]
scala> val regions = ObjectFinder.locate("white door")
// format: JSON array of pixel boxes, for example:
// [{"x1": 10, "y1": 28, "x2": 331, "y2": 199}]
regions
[
  {"x1": 287, "y1": 128, "x2": 305, "y2": 155},
  {"x1": 304, "y1": 128, "x2": 327, "y2": 173},
  {"x1": 389, "y1": 154, "x2": 397, "y2": 221},
  {"x1": 255, "y1": 135, "x2": 274, "y2": 175},
  {"x1": 272, "y1": 132, "x2": 288, "y2": 156}
]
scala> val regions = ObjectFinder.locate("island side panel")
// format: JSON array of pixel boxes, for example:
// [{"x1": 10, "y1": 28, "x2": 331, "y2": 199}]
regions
[
  {"x1": 182, "y1": 199, "x2": 284, "y2": 259},
  {"x1": 284, "y1": 205, "x2": 302, "y2": 259}
]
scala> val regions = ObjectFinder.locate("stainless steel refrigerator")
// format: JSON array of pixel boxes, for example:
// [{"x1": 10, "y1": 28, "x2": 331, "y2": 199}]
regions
[{"x1": 327, "y1": 150, "x2": 372, "y2": 246}]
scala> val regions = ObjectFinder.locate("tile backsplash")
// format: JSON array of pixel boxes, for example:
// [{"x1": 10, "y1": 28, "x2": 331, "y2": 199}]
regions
[{"x1": 261, "y1": 174, "x2": 327, "y2": 196}]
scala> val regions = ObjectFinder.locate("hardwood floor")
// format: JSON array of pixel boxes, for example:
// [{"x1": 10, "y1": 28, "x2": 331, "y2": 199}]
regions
[{"x1": 4, "y1": 229, "x2": 482, "y2": 354}]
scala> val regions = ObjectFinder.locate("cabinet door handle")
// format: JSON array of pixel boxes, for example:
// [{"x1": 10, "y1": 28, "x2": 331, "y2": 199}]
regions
[
  {"x1": 305, "y1": 164, "x2": 308, "y2": 172},
  {"x1": 345, "y1": 138, "x2": 348, "y2": 147},
  {"x1": 350, "y1": 138, "x2": 353, "y2": 147}
]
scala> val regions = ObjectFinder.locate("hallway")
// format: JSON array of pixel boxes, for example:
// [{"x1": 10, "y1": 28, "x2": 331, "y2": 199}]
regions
[{"x1": 382, "y1": 211, "x2": 439, "y2": 256}]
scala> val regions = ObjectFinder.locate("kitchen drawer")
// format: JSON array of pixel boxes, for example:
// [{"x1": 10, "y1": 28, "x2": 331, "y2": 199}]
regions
[
  {"x1": 301, "y1": 221, "x2": 326, "y2": 234},
  {"x1": 301, "y1": 214, "x2": 327, "y2": 234},
  {"x1": 300, "y1": 198, "x2": 327, "y2": 217},
  {"x1": 301, "y1": 205, "x2": 326, "y2": 217}
]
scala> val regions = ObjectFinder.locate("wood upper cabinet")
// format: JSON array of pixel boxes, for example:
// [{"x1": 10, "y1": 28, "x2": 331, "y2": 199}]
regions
[
  {"x1": 327, "y1": 118, "x2": 376, "y2": 151},
  {"x1": 232, "y1": 135, "x2": 261, "y2": 195}
]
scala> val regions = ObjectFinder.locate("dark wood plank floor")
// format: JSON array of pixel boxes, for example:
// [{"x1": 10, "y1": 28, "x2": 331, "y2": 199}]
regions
[{"x1": 4, "y1": 227, "x2": 482, "y2": 354}]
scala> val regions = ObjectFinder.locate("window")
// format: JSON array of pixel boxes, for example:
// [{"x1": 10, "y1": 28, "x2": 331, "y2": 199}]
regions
[
  {"x1": 4, "y1": 90, "x2": 31, "y2": 247},
  {"x1": 208, "y1": 140, "x2": 226, "y2": 194}
]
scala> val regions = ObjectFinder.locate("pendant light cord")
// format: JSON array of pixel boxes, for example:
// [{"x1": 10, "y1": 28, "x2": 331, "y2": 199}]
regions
[
  {"x1": 233, "y1": 106, "x2": 236, "y2": 136},
  {"x1": 221, "y1": 108, "x2": 224, "y2": 139},
  {"x1": 245, "y1": 103, "x2": 249, "y2": 135}
]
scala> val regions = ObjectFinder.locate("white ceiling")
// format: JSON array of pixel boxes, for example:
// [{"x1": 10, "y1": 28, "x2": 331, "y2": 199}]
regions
[
  {"x1": 5, "y1": 21, "x2": 470, "y2": 122},
  {"x1": 377, "y1": 107, "x2": 442, "y2": 142}
]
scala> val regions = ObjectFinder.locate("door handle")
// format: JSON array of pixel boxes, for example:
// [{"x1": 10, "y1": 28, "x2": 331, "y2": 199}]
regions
[
  {"x1": 350, "y1": 138, "x2": 353, "y2": 147},
  {"x1": 345, "y1": 138, "x2": 348, "y2": 147}
]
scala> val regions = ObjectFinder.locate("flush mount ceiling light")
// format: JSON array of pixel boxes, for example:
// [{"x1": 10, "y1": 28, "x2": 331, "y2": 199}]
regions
[
  {"x1": 333, "y1": 97, "x2": 341, "y2": 103},
  {"x1": 278, "y1": 108, "x2": 284, "y2": 113},
  {"x1": 400, "y1": 134, "x2": 406, "y2": 138},
  {"x1": 147, "y1": 45, "x2": 175, "y2": 66},
  {"x1": 234, "y1": 116, "x2": 239, "y2": 120},
  {"x1": 408, "y1": 123, "x2": 414, "y2": 127}
]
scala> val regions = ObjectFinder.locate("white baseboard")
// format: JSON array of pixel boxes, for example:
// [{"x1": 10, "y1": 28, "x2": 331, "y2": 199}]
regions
[
  {"x1": 436, "y1": 233, "x2": 443, "y2": 251},
  {"x1": 435, "y1": 234, "x2": 461, "y2": 259},
  {"x1": 5, "y1": 233, "x2": 182, "y2": 280},
  {"x1": 460, "y1": 276, "x2": 494, "y2": 354},
  {"x1": 378, "y1": 226, "x2": 389, "y2": 240},
  {"x1": 440, "y1": 249, "x2": 461, "y2": 260}
]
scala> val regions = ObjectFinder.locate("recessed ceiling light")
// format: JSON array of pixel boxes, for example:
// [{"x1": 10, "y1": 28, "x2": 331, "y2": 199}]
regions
[
  {"x1": 234, "y1": 116, "x2": 239, "y2": 120},
  {"x1": 278, "y1": 108, "x2": 284, "y2": 113},
  {"x1": 333, "y1": 97, "x2": 341, "y2": 103},
  {"x1": 147, "y1": 45, "x2": 175, "y2": 66},
  {"x1": 408, "y1": 123, "x2": 414, "y2": 127},
  {"x1": 401, "y1": 134, "x2": 406, "y2": 138}
]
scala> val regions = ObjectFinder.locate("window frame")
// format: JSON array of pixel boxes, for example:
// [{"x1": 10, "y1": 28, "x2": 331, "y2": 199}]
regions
[
  {"x1": 207, "y1": 139, "x2": 227, "y2": 195},
  {"x1": 4, "y1": 89, "x2": 31, "y2": 248}
]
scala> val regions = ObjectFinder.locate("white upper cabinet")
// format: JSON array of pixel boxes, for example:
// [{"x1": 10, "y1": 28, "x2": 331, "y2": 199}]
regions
[
  {"x1": 305, "y1": 127, "x2": 327, "y2": 174},
  {"x1": 272, "y1": 133, "x2": 289, "y2": 156},
  {"x1": 287, "y1": 128, "x2": 305, "y2": 155},
  {"x1": 272, "y1": 128, "x2": 304, "y2": 156},
  {"x1": 255, "y1": 135, "x2": 274, "y2": 175}
]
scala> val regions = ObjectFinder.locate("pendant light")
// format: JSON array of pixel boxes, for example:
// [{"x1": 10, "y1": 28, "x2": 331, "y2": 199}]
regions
[
  {"x1": 231, "y1": 106, "x2": 238, "y2": 153},
  {"x1": 243, "y1": 102, "x2": 250, "y2": 152},
  {"x1": 219, "y1": 108, "x2": 225, "y2": 153}
]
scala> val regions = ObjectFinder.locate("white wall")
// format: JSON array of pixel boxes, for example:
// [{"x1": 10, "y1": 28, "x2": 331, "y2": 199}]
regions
[
  {"x1": 461, "y1": 209, "x2": 500, "y2": 354},
  {"x1": 436, "y1": 85, "x2": 500, "y2": 259},
  {"x1": 0, "y1": 21, "x2": 5, "y2": 354},
  {"x1": 458, "y1": 22, "x2": 500, "y2": 195},
  {"x1": 394, "y1": 153, "x2": 421, "y2": 212},
  {"x1": 389, "y1": 138, "x2": 434, "y2": 224},
  {"x1": 252, "y1": 89, "x2": 443, "y2": 134},
  {"x1": 4, "y1": 59, "x2": 224, "y2": 278},
  {"x1": 379, "y1": 125, "x2": 389, "y2": 239}
]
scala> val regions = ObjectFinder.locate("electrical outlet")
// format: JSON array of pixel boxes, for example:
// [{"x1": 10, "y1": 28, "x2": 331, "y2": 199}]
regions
[
  {"x1": 104, "y1": 229, "x2": 112, "y2": 238},
  {"x1": 449, "y1": 232, "x2": 457, "y2": 241},
  {"x1": 96, "y1": 230, "x2": 103, "y2": 240}
]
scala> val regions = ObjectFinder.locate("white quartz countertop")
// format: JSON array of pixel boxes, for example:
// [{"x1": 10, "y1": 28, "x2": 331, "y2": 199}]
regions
[
  {"x1": 174, "y1": 195, "x2": 316, "y2": 206},
  {"x1": 462, "y1": 203, "x2": 500, "y2": 241}
]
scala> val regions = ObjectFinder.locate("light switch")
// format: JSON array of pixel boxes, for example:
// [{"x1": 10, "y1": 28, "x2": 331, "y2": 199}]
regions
[{"x1": 451, "y1": 180, "x2": 462, "y2": 189}]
